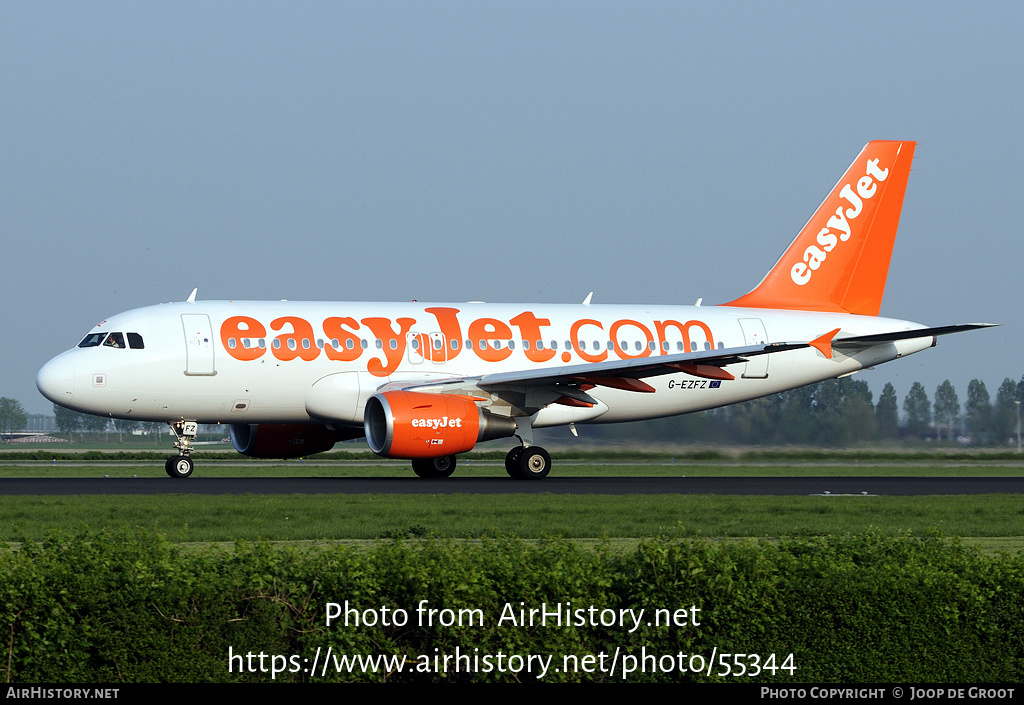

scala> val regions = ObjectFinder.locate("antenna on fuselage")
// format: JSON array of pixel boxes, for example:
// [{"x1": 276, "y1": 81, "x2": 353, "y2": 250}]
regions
[
  {"x1": 582, "y1": 292, "x2": 593, "y2": 306},
  {"x1": 186, "y1": 288, "x2": 198, "y2": 303}
]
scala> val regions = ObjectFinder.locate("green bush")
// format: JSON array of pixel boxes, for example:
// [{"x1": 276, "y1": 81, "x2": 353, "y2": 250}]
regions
[{"x1": 1, "y1": 530, "x2": 1021, "y2": 682}]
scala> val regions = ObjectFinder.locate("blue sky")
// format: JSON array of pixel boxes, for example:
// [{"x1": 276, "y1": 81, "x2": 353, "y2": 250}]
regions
[{"x1": 3, "y1": 2, "x2": 1021, "y2": 415}]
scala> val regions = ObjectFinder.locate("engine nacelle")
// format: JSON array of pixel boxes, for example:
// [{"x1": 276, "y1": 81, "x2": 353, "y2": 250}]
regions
[
  {"x1": 363, "y1": 391, "x2": 517, "y2": 459},
  {"x1": 229, "y1": 423, "x2": 360, "y2": 459}
]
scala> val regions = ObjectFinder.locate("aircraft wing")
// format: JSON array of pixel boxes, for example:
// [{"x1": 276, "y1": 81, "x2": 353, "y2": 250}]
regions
[
  {"x1": 389, "y1": 339, "x2": 812, "y2": 412},
  {"x1": 475, "y1": 341, "x2": 804, "y2": 390},
  {"x1": 386, "y1": 323, "x2": 995, "y2": 414}
]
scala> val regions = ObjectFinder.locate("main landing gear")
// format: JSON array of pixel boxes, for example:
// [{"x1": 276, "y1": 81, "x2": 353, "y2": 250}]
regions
[
  {"x1": 408, "y1": 445, "x2": 552, "y2": 480},
  {"x1": 411, "y1": 455, "x2": 457, "y2": 478},
  {"x1": 504, "y1": 445, "x2": 551, "y2": 480},
  {"x1": 165, "y1": 421, "x2": 198, "y2": 478}
]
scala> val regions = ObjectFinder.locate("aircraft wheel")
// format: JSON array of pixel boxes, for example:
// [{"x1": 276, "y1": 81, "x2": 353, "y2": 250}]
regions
[
  {"x1": 165, "y1": 455, "x2": 194, "y2": 479},
  {"x1": 504, "y1": 447, "x2": 524, "y2": 478},
  {"x1": 517, "y1": 447, "x2": 551, "y2": 480},
  {"x1": 412, "y1": 455, "x2": 457, "y2": 478}
]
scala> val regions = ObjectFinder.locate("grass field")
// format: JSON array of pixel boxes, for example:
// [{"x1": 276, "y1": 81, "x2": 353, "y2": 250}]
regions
[
  {"x1": 3, "y1": 493, "x2": 1024, "y2": 547},
  {"x1": 2, "y1": 449, "x2": 1023, "y2": 549}
]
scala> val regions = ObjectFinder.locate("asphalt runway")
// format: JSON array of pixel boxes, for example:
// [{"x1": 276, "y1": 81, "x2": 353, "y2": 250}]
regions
[{"x1": 3, "y1": 476, "x2": 1024, "y2": 495}]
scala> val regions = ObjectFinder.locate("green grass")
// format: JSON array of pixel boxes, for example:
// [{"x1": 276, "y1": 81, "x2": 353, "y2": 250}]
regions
[{"x1": 3, "y1": 494, "x2": 1024, "y2": 547}]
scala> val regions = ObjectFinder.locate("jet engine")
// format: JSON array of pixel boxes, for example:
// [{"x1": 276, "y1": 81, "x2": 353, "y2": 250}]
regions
[
  {"x1": 363, "y1": 391, "x2": 517, "y2": 459},
  {"x1": 229, "y1": 423, "x2": 360, "y2": 459}
]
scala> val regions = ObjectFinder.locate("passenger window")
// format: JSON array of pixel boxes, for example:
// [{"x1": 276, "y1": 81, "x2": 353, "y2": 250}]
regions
[
  {"x1": 103, "y1": 332, "x2": 125, "y2": 349},
  {"x1": 127, "y1": 333, "x2": 144, "y2": 349}
]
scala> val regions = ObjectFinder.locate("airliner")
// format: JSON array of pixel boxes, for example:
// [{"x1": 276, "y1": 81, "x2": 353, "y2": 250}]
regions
[{"x1": 36, "y1": 141, "x2": 991, "y2": 479}]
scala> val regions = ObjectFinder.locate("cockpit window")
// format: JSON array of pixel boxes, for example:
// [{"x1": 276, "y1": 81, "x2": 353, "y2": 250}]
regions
[
  {"x1": 78, "y1": 332, "x2": 107, "y2": 347},
  {"x1": 103, "y1": 332, "x2": 126, "y2": 348},
  {"x1": 77, "y1": 331, "x2": 144, "y2": 349}
]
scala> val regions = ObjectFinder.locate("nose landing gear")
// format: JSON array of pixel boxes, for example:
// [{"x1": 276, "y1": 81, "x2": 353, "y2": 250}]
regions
[
  {"x1": 165, "y1": 421, "x2": 198, "y2": 478},
  {"x1": 165, "y1": 454, "x2": 194, "y2": 478}
]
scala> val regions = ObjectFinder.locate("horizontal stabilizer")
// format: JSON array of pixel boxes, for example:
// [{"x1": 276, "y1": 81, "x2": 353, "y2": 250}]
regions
[{"x1": 833, "y1": 323, "x2": 997, "y2": 348}]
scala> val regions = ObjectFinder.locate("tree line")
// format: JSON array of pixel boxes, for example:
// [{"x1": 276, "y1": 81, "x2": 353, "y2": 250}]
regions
[{"x1": 588, "y1": 375, "x2": 1024, "y2": 447}]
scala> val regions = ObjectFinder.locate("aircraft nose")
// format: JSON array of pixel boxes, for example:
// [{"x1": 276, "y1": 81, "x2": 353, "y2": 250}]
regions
[{"x1": 37, "y1": 355, "x2": 76, "y2": 406}]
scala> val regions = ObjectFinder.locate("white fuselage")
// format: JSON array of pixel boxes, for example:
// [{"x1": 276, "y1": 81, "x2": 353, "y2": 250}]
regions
[{"x1": 36, "y1": 299, "x2": 934, "y2": 431}]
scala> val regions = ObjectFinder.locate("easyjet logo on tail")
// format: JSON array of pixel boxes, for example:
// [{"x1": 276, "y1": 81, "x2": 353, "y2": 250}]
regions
[
  {"x1": 790, "y1": 157, "x2": 890, "y2": 286},
  {"x1": 723, "y1": 140, "x2": 913, "y2": 315}
]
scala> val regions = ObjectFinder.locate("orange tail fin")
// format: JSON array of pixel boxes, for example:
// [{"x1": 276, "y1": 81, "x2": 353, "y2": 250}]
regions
[{"x1": 724, "y1": 140, "x2": 916, "y2": 316}]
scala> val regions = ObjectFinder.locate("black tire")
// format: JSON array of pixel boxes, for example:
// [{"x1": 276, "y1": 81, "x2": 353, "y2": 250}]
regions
[
  {"x1": 165, "y1": 455, "x2": 194, "y2": 479},
  {"x1": 517, "y1": 447, "x2": 551, "y2": 480},
  {"x1": 504, "y1": 447, "x2": 524, "y2": 478},
  {"x1": 412, "y1": 455, "x2": 457, "y2": 478}
]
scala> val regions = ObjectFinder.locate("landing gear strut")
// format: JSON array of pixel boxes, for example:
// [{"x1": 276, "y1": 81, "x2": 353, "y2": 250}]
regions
[{"x1": 165, "y1": 421, "x2": 198, "y2": 478}]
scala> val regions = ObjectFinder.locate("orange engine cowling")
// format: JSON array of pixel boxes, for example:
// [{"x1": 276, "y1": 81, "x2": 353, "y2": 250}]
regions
[
  {"x1": 229, "y1": 423, "x2": 361, "y2": 459},
  {"x1": 363, "y1": 391, "x2": 518, "y2": 459}
]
